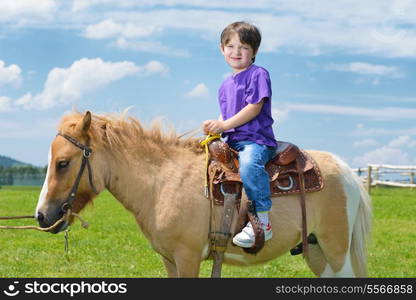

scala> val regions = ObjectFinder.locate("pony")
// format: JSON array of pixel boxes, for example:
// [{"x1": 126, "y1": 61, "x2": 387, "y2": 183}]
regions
[{"x1": 35, "y1": 111, "x2": 372, "y2": 277}]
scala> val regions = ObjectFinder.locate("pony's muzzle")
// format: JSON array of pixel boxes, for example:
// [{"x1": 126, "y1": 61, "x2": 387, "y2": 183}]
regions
[
  {"x1": 36, "y1": 211, "x2": 48, "y2": 228},
  {"x1": 36, "y1": 208, "x2": 67, "y2": 234}
]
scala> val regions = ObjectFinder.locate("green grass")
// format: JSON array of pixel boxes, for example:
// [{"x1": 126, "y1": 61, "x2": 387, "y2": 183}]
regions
[{"x1": 0, "y1": 186, "x2": 415, "y2": 277}]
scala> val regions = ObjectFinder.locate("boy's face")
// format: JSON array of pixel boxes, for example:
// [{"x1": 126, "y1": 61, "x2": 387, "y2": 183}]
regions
[{"x1": 220, "y1": 33, "x2": 255, "y2": 73}]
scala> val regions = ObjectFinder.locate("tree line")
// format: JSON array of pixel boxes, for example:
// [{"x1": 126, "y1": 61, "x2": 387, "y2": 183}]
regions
[{"x1": 0, "y1": 165, "x2": 47, "y2": 186}]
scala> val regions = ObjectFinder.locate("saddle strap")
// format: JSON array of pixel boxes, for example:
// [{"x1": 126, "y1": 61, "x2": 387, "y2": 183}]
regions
[
  {"x1": 296, "y1": 156, "x2": 308, "y2": 258},
  {"x1": 210, "y1": 189, "x2": 238, "y2": 278},
  {"x1": 243, "y1": 209, "x2": 265, "y2": 254},
  {"x1": 234, "y1": 190, "x2": 249, "y2": 235}
]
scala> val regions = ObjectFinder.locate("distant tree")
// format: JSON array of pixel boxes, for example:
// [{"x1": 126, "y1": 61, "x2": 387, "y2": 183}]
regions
[{"x1": 7, "y1": 173, "x2": 13, "y2": 185}]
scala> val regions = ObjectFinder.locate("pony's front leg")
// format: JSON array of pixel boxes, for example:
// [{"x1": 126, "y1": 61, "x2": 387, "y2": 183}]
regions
[
  {"x1": 172, "y1": 247, "x2": 202, "y2": 277},
  {"x1": 162, "y1": 257, "x2": 178, "y2": 277}
]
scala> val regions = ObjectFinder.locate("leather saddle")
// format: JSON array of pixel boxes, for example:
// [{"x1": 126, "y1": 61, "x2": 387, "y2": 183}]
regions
[
  {"x1": 207, "y1": 139, "x2": 324, "y2": 205},
  {"x1": 203, "y1": 137, "x2": 324, "y2": 276}
]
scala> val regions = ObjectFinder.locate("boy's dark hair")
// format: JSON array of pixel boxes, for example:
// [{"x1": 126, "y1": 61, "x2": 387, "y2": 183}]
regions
[{"x1": 220, "y1": 21, "x2": 262, "y2": 62}]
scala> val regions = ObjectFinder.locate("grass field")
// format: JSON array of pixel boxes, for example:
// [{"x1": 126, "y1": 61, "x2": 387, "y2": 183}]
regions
[{"x1": 0, "y1": 185, "x2": 415, "y2": 278}]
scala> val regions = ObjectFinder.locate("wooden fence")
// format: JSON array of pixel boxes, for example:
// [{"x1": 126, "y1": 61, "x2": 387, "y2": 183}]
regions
[{"x1": 353, "y1": 164, "x2": 416, "y2": 193}]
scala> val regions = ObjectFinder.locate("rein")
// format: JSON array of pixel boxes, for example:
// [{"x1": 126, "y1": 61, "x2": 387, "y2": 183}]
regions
[
  {"x1": 0, "y1": 211, "x2": 88, "y2": 254},
  {"x1": 177, "y1": 127, "x2": 203, "y2": 139},
  {"x1": 0, "y1": 210, "x2": 89, "y2": 231},
  {"x1": 200, "y1": 133, "x2": 222, "y2": 197}
]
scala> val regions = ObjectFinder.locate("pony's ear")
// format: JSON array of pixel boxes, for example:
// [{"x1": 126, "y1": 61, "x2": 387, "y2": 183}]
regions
[{"x1": 75, "y1": 111, "x2": 91, "y2": 135}]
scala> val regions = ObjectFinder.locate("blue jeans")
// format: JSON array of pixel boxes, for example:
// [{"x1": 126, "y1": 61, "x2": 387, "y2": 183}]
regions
[{"x1": 229, "y1": 141, "x2": 276, "y2": 212}]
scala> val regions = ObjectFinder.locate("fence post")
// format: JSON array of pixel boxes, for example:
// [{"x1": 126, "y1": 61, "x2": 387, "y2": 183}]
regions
[
  {"x1": 367, "y1": 165, "x2": 372, "y2": 193},
  {"x1": 411, "y1": 172, "x2": 415, "y2": 189}
]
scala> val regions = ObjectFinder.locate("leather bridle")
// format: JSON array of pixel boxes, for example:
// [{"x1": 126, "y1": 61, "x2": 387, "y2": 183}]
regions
[{"x1": 56, "y1": 133, "x2": 99, "y2": 213}]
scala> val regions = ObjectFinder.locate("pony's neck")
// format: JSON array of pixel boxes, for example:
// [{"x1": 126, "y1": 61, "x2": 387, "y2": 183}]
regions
[
  {"x1": 103, "y1": 140, "x2": 203, "y2": 231},
  {"x1": 105, "y1": 147, "x2": 164, "y2": 211}
]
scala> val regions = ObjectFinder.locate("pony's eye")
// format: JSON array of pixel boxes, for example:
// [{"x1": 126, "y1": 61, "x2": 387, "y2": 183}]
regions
[{"x1": 57, "y1": 160, "x2": 69, "y2": 170}]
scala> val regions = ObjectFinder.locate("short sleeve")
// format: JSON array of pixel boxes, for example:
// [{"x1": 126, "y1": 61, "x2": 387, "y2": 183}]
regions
[{"x1": 245, "y1": 69, "x2": 272, "y2": 104}]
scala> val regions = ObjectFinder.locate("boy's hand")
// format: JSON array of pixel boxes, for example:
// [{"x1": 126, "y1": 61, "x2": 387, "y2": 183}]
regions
[{"x1": 202, "y1": 120, "x2": 226, "y2": 134}]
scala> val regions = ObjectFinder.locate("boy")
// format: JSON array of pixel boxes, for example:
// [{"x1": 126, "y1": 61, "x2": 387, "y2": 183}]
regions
[{"x1": 203, "y1": 21, "x2": 277, "y2": 248}]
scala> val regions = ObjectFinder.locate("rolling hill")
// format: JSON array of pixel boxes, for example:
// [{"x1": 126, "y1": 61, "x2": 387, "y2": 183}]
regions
[{"x1": 0, "y1": 154, "x2": 29, "y2": 168}]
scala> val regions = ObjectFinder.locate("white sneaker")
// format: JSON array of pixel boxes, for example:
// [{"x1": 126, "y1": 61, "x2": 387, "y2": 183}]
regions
[{"x1": 232, "y1": 222, "x2": 272, "y2": 248}]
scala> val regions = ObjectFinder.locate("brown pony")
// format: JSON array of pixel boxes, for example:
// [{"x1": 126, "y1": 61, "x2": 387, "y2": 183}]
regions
[{"x1": 35, "y1": 111, "x2": 372, "y2": 277}]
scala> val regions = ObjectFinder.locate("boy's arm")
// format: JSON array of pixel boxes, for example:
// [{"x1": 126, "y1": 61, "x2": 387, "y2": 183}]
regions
[
  {"x1": 222, "y1": 100, "x2": 263, "y2": 131},
  {"x1": 202, "y1": 99, "x2": 264, "y2": 134}
]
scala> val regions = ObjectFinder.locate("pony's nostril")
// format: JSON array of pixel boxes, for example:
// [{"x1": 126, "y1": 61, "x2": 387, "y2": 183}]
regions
[{"x1": 37, "y1": 212, "x2": 45, "y2": 222}]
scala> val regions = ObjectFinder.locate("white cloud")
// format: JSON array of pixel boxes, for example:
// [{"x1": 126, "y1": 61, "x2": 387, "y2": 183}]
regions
[
  {"x1": 3, "y1": 1, "x2": 416, "y2": 58},
  {"x1": 278, "y1": 92, "x2": 416, "y2": 105},
  {"x1": 281, "y1": 102, "x2": 416, "y2": 120},
  {"x1": 0, "y1": 0, "x2": 56, "y2": 23},
  {"x1": 0, "y1": 117, "x2": 58, "y2": 139},
  {"x1": 84, "y1": 19, "x2": 124, "y2": 39},
  {"x1": 72, "y1": 0, "x2": 138, "y2": 12},
  {"x1": 352, "y1": 125, "x2": 416, "y2": 137},
  {"x1": 84, "y1": 19, "x2": 159, "y2": 39},
  {"x1": 72, "y1": 0, "x2": 272, "y2": 11},
  {"x1": 353, "y1": 139, "x2": 378, "y2": 148},
  {"x1": 14, "y1": 93, "x2": 33, "y2": 108},
  {"x1": 0, "y1": 60, "x2": 22, "y2": 87},
  {"x1": 0, "y1": 96, "x2": 13, "y2": 112},
  {"x1": 388, "y1": 136, "x2": 411, "y2": 148},
  {"x1": 326, "y1": 62, "x2": 403, "y2": 78},
  {"x1": 114, "y1": 37, "x2": 189, "y2": 56},
  {"x1": 84, "y1": 19, "x2": 190, "y2": 56},
  {"x1": 352, "y1": 146, "x2": 413, "y2": 167},
  {"x1": 140, "y1": 60, "x2": 169, "y2": 75},
  {"x1": 11, "y1": 58, "x2": 168, "y2": 110},
  {"x1": 91, "y1": 4, "x2": 416, "y2": 57},
  {"x1": 352, "y1": 135, "x2": 416, "y2": 167},
  {"x1": 185, "y1": 83, "x2": 209, "y2": 98},
  {"x1": 70, "y1": 0, "x2": 416, "y2": 20},
  {"x1": 31, "y1": 58, "x2": 139, "y2": 109}
]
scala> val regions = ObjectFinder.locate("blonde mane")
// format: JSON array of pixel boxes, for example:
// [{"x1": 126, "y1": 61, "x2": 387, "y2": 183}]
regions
[{"x1": 57, "y1": 111, "x2": 204, "y2": 158}]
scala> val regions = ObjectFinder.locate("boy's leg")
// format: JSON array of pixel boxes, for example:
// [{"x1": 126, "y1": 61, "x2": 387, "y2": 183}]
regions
[{"x1": 230, "y1": 142, "x2": 275, "y2": 248}]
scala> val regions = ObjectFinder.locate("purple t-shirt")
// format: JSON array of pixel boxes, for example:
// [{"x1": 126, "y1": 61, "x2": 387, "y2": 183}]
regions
[{"x1": 219, "y1": 64, "x2": 277, "y2": 147}]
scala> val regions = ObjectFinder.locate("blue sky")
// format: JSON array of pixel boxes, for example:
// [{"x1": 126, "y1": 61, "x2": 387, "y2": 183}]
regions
[{"x1": 0, "y1": 0, "x2": 415, "y2": 169}]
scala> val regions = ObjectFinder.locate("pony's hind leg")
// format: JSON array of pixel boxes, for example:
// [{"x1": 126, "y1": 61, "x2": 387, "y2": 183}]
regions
[
  {"x1": 305, "y1": 237, "x2": 354, "y2": 277},
  {"x1": 320, "y1": 248, "x2": 354, "y2": 277},
  {"x1": 312, "y1": 223, "x2": 355, "y2": 277},
  {"x1": 308, "y1": 154, "x2": 358, "y2": 277},
  {"x1": 304, "y1": 243, "x2": 329, "y2": 277}
]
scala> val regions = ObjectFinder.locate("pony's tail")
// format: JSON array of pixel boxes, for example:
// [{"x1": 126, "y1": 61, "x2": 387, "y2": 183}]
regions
[{"x1": 350, "y1": 173, "x2": 372, "y2": 277}]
